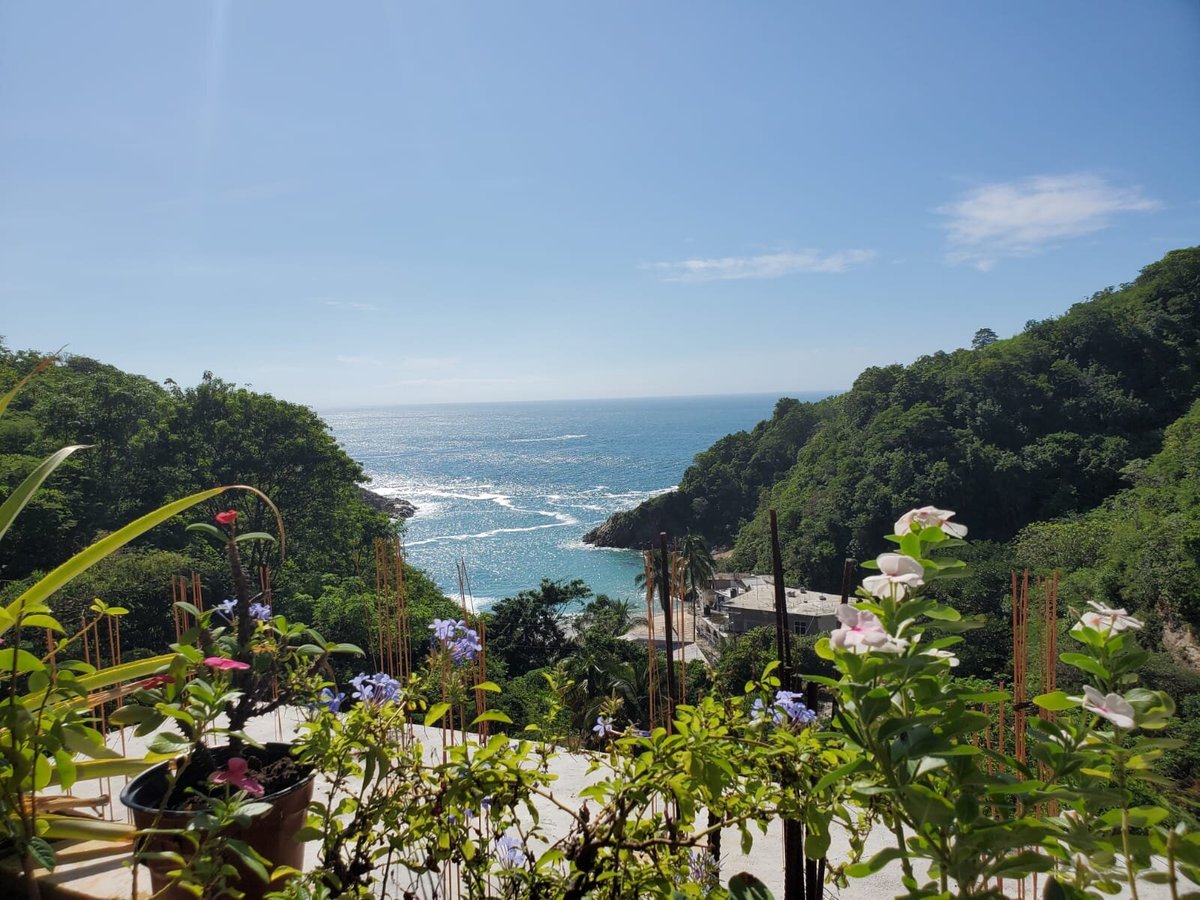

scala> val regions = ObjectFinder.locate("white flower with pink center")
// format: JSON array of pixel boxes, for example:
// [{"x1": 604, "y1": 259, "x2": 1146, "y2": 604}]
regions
[
  {"x1": 1080, "y1": 601, "x2": 1142, "y2": 635},
  {"x1": 894, "y1": 506, "x2": 968, "y2": 539},
  {"x1": 829, "y1": 604, "x2": 889, "y2": 654},
  {"x1": 862, "y1": 553, "x2": 925, "y2": 600},
  {"x1": 1078, "y1": 685, "x2": 1136, "y2": 730}
]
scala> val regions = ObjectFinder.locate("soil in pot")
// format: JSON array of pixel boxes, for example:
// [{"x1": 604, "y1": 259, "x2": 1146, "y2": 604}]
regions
[{"x1": 121, "y1": 742, "x2": 314, "y2": 900}]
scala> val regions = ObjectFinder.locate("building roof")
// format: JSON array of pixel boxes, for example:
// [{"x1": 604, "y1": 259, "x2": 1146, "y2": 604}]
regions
[{"x1": 716, "y1": 577, "x2": 842, "y2": 617}]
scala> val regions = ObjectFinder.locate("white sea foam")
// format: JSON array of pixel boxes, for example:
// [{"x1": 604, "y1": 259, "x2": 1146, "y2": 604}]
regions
[
  {"x1": 556, "y1": 539, "x2": 640, "y2": 554},
  {"x1": 509, "y1": 434, "x2": 588, "y2": 443},
  {"x1": 405, "y1": 519, "x2": 576, "y2": 547}
]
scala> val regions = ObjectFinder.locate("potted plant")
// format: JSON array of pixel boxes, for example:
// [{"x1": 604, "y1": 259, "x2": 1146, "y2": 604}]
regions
[{"x1": 117, "y1": 506, "x2": 360, "y2": 899}]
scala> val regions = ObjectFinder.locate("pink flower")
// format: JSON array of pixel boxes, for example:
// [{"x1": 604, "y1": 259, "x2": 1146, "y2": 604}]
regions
[
  {"x1": 215, "y1": 510, "x2": 238, "y2": 525},
  {"x1": 1077, "y1": 685, "x2": 1136, "y2": 730},
  {"x1": 894, "y1": 506, "x2": 967, "y2": 539},
  {"x1": 139, "y1": 675, "x2": 175, "y2": 689},
  {"x1": 204, "y1": 656, "x2": 250, "y2": 671},
  {"x1": 830, "y1": 604, "x2": 890, "y2": 654},
  {"x1": 862, "y1": 553, "x2": 925, "y2": 600},
  {"x1": 208, "y1": 757, "x2": 265, "y2": 797}
]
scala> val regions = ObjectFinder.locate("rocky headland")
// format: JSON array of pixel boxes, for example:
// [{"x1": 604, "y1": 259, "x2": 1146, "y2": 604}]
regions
[{"x1": 360, "y1": 486, "x2": 417, "y2": 519}]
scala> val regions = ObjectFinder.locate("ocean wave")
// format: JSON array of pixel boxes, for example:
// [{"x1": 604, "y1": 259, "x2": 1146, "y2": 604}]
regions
[
  {"x1": 405, "y1": 519, "x2": 577, "y2": 547},
  {"x1": 509, "y1": 434, "x2": 588, "y2": 443},
  {"x1": 556, "y1": 539, "x2": 640, "y2": 554}
]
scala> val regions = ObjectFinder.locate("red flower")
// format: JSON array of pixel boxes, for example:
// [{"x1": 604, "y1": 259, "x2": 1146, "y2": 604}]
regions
[
  {"x1": 215, "y1": 510, "x2": 238, "y2": 525},
  {"x1": 138, "y1": 675, "x2": 175, "y2": 689},
  {"x1": 209, "y1": 757, "x2": 265, "y2": 798},
  {"x1": 204, "y1": 656, "x2": 251, "y2": 671}
]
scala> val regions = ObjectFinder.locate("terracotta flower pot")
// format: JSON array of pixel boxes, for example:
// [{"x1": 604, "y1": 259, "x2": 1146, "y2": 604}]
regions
[{"x1": 120, "y1": 742, "x2": 313, "y2": 900}]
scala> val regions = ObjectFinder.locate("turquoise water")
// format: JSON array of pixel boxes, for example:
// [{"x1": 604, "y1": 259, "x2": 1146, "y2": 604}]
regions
[{"x1": 322, "y1": 394, "x2": 829, "y2": 608}]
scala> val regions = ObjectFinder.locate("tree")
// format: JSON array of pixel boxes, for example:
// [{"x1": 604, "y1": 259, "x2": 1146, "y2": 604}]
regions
[
  {"x1": 485, "y1": 579, "x2": 591, "y2": 677},
  {"x1": 971, "y1": 327, "x2": 999, "y2": 350},
  {"x1": 679, "y1": 532, "x2": 716, "y2": 602}
]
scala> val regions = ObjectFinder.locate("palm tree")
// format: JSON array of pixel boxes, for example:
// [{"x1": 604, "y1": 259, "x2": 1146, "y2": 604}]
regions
[{"x1": 679, "y1": 533, "x2": 716, "y2": 604}]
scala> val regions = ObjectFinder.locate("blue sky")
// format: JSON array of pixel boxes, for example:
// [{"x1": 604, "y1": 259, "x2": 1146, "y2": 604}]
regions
[{"x1": 2, "y1": 2, "x2": 1197, "y2": 406}]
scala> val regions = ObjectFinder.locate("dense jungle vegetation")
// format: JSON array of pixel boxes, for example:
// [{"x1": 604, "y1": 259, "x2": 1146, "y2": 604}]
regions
[{"x1": 587, "y1": 246, "x2": 1200, "y2": 596}]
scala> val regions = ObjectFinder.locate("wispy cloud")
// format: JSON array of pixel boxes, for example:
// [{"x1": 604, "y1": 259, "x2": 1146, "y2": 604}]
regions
[
  {"x1": 645, "y1": 249, "x2": 875, "y2": 283},
  {"x1": 939, "y1": 174, "x2": 1160, "y2": 271},
  {"x1": 323, "y1": 299, "x2": 381, "y2": 312}
]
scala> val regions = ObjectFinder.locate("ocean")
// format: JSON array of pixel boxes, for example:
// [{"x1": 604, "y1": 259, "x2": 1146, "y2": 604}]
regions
[{"x1": 321, "y1": 393, "x2": 830, "y2": 609}]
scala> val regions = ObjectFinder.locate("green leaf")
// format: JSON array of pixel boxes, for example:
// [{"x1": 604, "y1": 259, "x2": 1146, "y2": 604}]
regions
[
  {"x1": 470, "y1": 710, "x2": 513, "y2": 726},
  {"x1": 425, "y1": 702, "x2": 451, "y2": 726},
  {"x1": 50, "y1": 758, "x2": 154, "y2": 786},
  {"x1": 901, "y1": 784, "x2": 955, "y2": 826},
  {"x1": 52, "y1": 750, "x2": 76, "y2": 790},
  {"x1": 4, "y1": 487, "x2": 228, "y2": 632},
  {"x1": 728, "y1": 872, "x2": 775, "y2": 900},
  {"x1": 40, "y1": 815, "x2": 135, "y2": 843},
  {"x1": 475, "y1": 680, "x2": 502, "y2": 693},
  {"x1": 14, "y1": 614, "x2": 64, "y2": 633},
  {"x1": 27, "y1": 835, "x2": 56, "y2": 870},
  {"x1": 1059, "y1": 652, "x2": 1108, "y2": 679},
  {"x1": 185, "y1": 522, "x2": 227, "y2": 544},
  {"x1": 0, "y1": 647, "x2": 44, "y2": 674},
  {"x1": 1033, "y1": 691, "x2": 1078, "y2": 712},
  {"x1": 234, "y1": 531, "x2": 277, "y2": 545},
  {"x1": 814, "y1": 758, "x2": 863, "y2": 792},
  {"x1": 148, "y1": 732, "x2": 189, "y2": 755},
  {"x1": 845, "y1": 847, "x2": 906, "y2": 877}
]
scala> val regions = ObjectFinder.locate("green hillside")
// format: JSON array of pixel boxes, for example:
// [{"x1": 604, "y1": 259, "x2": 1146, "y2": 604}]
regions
[{"x1": 585, "y1": 247, "x2": 1200, "y2": 592}]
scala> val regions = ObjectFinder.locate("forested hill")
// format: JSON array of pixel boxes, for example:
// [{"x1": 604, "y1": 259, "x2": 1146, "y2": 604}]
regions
[
  {"x1": 0, "y1": 353, "x2": 395, "y2": 592},
  {"x1": 584, "y1": 247, "x2": 1200, "y2": 590}
]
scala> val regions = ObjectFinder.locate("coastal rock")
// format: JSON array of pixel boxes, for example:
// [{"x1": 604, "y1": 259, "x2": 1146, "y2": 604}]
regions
[
  {"x1": 359, "y1": 486, "x2": 416, "y2": 519},
  {"x1": 582, "y1": 491, "x2": 692, "y2": 549}
]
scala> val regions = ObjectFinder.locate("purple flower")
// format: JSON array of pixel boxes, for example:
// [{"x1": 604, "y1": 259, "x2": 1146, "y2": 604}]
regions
[
  {"x1": 750, "y1": 698, "x2": 781, "y2": 726},
  {"x1": 773, "y1": 690, "x2": 816, "y2": 725},
  {"x1": 320, "y1": 688, "x2": 346, "y2": 713},
  {"x1": 451, "y1": 627, "x2": 483, "y2": 663},
  {"x1": 350, "y1": 672, "x2": 401, "y2": 705},
  {"x1": 592, "y1": 716, "x2": 616, "y2": 738},
  {"x1": 214, "y1": 598, "x2": 237, "y2": 620},
  {"x1": 430, "y1": 618, "x2": 462, "y2": 642},
  {"x1": 430, "y1": 618, "x2": 482, "y2": 663},
  {"x1": 248, "y1": 602, "x2": 272, "y2": 622},
  {"x1": 496, "y1": 833, "x2": 523, "y2": 867},
  {"x1": 752, "y1": 691, "x2": 816, "y2": 727}
]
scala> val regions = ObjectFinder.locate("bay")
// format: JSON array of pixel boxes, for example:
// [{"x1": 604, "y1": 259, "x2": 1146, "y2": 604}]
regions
[{"x1": 322, "y1": 393, "x2": 830, "y2": 609}]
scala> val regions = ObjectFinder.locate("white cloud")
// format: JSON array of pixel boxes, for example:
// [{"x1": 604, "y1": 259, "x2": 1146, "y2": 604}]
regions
[
  {"x1": 645, "y1": 249, "x2": 875, "y2": 282},
  {"x1": 940, "y1": 174, "x2": 1160, "y2": 270}
]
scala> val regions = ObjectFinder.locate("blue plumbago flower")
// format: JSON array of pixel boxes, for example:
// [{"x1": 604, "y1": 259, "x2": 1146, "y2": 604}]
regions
[
  {"x1": 248, "y1": 602, "x2": 272, "y2": 622},
  {"x1": 430, "y1": 618, "x2": 463, "y2": 642},
  {"x1": 451, "y1": 627, "x2": 483, "y2": 663},
  {"x1": 593, "y1": 716, "x2": 616, "y2": 738},
  {"x1": 430, "y1": 618, "x2": 482, "y2": 663},
  {"x1": 749, "y1": 698, "x2": 780, "y2": 726},
  {"x1": 320, "y1": 688, "x2": 346, "y2": 713},
  {"x1": 753, "y1": 691, "x2": 817, "y2": 727},
  {"x1": 773, "y1": 690, "x2": 816, "y2": 725},
  {"x1": 635, "y1": 729, "x2": 651, "y2": 738},
  {"x1": 214, "y1": 598, "x2": 237, "y2": 620},
  {"x1": 496, "y1": 833, "x2": 524, "y2": 867},
  {"x1": 350, "y1": 672, "x2": 402, "y2": 705}
]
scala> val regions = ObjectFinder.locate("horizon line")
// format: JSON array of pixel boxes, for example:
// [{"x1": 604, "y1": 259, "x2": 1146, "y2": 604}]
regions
[{"x1": 316, "y1": 388, "x2": 845, "y2": 414}]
